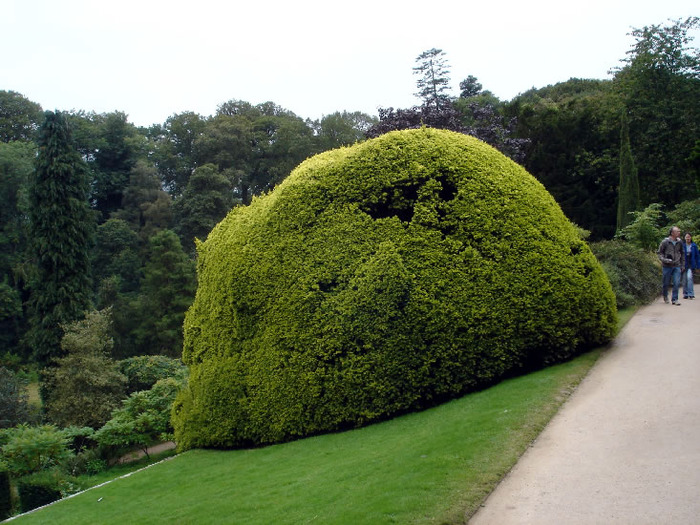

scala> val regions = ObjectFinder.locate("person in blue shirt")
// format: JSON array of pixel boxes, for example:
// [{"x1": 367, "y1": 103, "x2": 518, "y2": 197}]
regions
[{"x1": 682, "y1": 232, "x2": 700, "y2": 299}]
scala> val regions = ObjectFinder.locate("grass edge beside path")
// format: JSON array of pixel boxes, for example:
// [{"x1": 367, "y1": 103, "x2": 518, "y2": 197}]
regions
[{"x1": 10, "y1": 308, "x2": 636, "y2": 525}]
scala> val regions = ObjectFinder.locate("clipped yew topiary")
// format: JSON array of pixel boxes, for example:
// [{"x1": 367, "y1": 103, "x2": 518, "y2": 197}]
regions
[{"x1": 172, "y1": 128, "x2": 617, "y2": 449}]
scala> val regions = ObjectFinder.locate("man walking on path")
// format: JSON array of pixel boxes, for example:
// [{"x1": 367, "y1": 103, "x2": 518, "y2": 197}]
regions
[
  {"x1": 469, "y1": 295, "x2": 700, "y2": 524},
  {"x1": 658, "y1": 225, "x2": 685, "y2": 305}
]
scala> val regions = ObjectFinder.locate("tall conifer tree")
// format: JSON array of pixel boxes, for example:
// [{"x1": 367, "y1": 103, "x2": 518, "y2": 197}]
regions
[
  {"x1": 616, "y1": 110, "x2": 641, "y2": 231},
  {"x1": 133, "y1": 230, "x2": 195, "y2": 357},
  {"x1": 27, "y1": 111, "x2": 94, "y2": 369},
  {"x1": 413, "y1": 48, "x2": 453, "y2": 110}
]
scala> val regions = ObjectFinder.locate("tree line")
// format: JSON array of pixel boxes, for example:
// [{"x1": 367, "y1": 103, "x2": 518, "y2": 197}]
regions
[{"x1": 0, "y1": 16, "x2": 698, "y2": 385}]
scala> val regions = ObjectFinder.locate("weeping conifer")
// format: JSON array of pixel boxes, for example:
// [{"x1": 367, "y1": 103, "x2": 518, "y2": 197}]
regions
[
  {"x1": 27, "y1": 111, "x2": 94, "y2": 369},
  {"x1": 616, "y1": 110, "x2": 640, "y2": 231}
]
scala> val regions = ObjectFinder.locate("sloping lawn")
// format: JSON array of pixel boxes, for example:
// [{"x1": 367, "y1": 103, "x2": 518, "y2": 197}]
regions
[{"x1": 12, "y1": 346, "x2": 603, "y2": 524}]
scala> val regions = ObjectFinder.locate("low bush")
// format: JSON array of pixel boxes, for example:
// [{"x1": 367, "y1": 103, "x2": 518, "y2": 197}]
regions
[
  {"x1": 173, "y1": 128, "x2": 617, "y2": 449},
  {"x1": 16, "y1": 469, "x2": 78, "y2": 513},
  {"x1": 590, "y1": 240, "x2": 660, "y2": 308},
  {"x1": 60, "y1": 449, "x2": 106, "y2": 477}
]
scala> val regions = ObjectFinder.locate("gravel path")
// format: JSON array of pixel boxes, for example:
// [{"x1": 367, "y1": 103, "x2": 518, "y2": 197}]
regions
[
  {"x1": 117, "y1": 441, "x2": 176, "y2": 463},
  {"x1": 469, "y1": 296, "x2": 700, "y2": 524}
]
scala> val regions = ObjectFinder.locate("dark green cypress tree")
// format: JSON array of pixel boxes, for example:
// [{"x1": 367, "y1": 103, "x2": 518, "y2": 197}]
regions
[
  {"x1": 133, "y1": 230, "x2": 196, "y2": 357},
  {"x1": 27, "y1": 111, "x2": 94, "y2": 369},
  {"x1": 616, "y1": 110, "x2": 641, "y2": 231}
]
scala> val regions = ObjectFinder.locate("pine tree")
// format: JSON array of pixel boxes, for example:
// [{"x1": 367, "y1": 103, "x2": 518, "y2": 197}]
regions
[
  {"x1": 413, "y1": 48, "x2": 453, "y2": 110},
  {"x1": 27, "y1": 111, "x2": 94, "y2": 369},
  {"x1": 133, "y1": 230, "x2": 196, "y2": 357},
  {"x1": 616, "y1": 110, "x2": 641, "y2": 231}
]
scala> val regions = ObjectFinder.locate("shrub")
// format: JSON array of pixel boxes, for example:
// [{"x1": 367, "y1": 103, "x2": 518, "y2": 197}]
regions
[
  {"x1": 43, "y1": 309, "x2": 127, "y2": 429},
  {"x1": 0, "y1": 463, "x2": 11, "y2": 520},
  {"x1": 61, "y1": 448, "x2": 106, "y2": 477},
  {"x1": 617, "y1": 203, "x2": 664, "y2": 250},
  {"x1": 172, "y1": 128, "x2": 617, "y2": 449},
  {"x1": 0, "y1": 424, "x2": 72, "y2": 476},
  {"x1": 665, "y1": 198, "x2": 700, "y2": 235},
  {"x1": 119, "y1": 355, "x2": 187, "y2": 394},
  {"x1": 16, "y1": 469, "x2": 78, "y2": 513},
  {"x1": 590, "y1": 240, "x2": 660, "y2": 308},
  {"x1": 95, "y1": 377, "x2": 183, "y2": 459}
]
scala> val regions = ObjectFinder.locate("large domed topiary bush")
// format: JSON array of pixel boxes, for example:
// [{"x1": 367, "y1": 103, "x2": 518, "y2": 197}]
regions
[{"x1": 172, "y1": 127, "x2": 617, "y2": 450}]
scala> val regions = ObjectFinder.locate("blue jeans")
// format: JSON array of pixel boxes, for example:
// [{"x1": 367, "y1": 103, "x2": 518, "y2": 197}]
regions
[
  {"x1": 662, "y1": 266, "x2": 681, "y2": 302},
  {"x1": 684, "y1": 268, "x2": 695, "y2": 298}
]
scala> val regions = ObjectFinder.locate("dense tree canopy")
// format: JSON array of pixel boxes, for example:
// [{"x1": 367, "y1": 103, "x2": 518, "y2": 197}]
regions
[
  {"x1": 312, "y1": 111, "x2": 378, "y2": 151},
  {"x1": 0, "y1": 141, "x2": 34, "y2": 286},
  {"x1": 612, "y1": 17, "x2": 700, "y2": 205},
  {"x1": 505, "y1": 79, "x2": 621, "y2": 238},
  {"x1": 368, "y1": 58, "x2": 528, "y2": 163},
  {"x1": 148, "y1": 111, "x2": 206, "y2": 197},
  {"x1": 0, "y1": 91, "x2": 43, "y2": 143},
  {"x1": 173, "y1": 163, "x2": 234, "y2": 252}
]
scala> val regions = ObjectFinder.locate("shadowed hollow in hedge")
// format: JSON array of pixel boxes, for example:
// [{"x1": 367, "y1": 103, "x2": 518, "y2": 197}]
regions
[{"x1": 172, "y1": 128, "x2": 617, "y2": 449}]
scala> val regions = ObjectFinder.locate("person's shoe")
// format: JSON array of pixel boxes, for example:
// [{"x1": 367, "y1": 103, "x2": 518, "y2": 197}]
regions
[
  {"x1": 683, "y1": 296, "x2": 688, "y2": 299},
  {"x1": 672, "y1": 301, "x2": 681, "y2": 306},
  {"x1": 664, "y1": 296, "x2": 669, "y2": 303}
]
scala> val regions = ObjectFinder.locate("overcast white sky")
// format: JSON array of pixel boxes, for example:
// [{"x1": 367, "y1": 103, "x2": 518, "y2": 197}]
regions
[{"x1": 2, "y1": 0, "x2": 697, "y2": 127}]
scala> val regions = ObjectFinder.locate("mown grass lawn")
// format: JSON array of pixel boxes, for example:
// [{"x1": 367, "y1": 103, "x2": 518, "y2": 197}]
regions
[{"x1": 13, "y1": 310, "x2": 633, "y2": 524}]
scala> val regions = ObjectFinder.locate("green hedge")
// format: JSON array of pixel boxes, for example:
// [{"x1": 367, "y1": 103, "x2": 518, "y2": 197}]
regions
[{"x1": 173, "y1": 128, "x2": 617, "y2": 449}]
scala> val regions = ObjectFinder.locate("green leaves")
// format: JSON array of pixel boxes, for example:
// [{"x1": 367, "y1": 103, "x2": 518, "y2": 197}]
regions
[{"x1": 0, "y1": 424, "x2": 71, "y2": 476}]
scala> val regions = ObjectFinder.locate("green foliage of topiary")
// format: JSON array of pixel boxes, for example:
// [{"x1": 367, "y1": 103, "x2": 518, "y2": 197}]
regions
[{"x1": 172, "y1": 128, "x2": 617, "y2": 449}]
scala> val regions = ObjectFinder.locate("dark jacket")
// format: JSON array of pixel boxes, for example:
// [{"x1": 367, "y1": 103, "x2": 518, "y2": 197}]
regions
[
  {"x1": 658, "y1": 237, "x2": 685, "y2": 268},
  {"x1": 684, "y1": 241, "x2": 700, "y2": 271}
]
